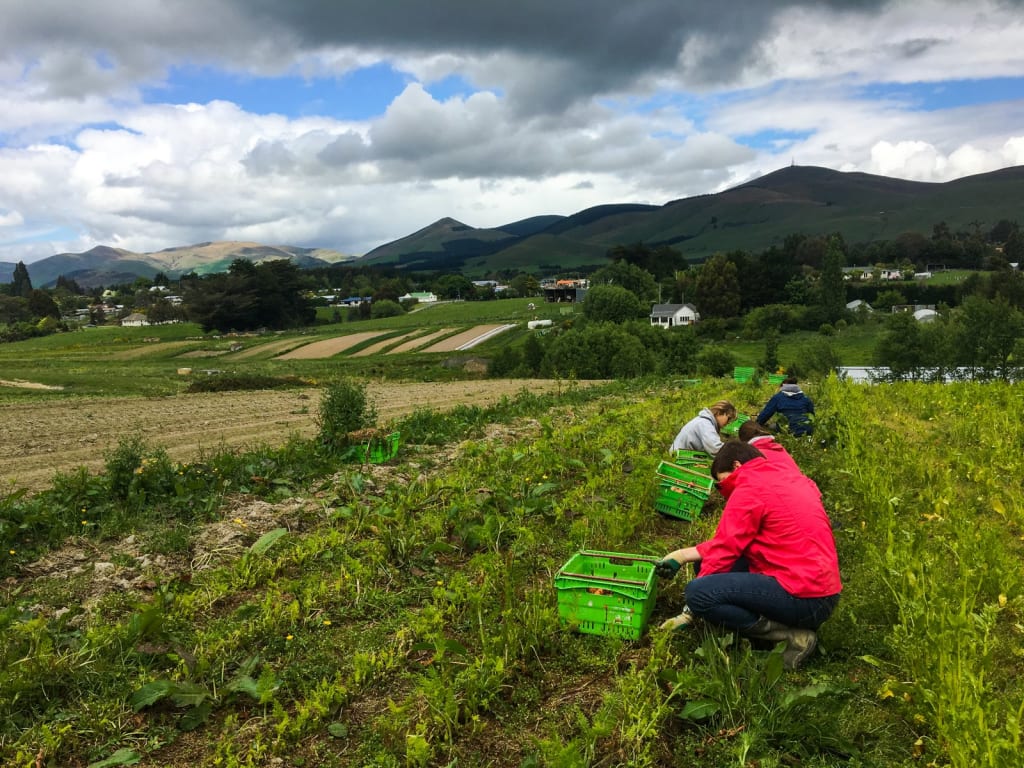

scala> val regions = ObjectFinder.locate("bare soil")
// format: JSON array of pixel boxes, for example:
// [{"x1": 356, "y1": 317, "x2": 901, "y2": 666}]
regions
[
  {"x1": 386, "y1": 327, "x2": 455, "y2": 354},
  {"x1": 275, "y1": 331, "x2": 386, "y2": 359},
  {"x1": 0, "y1": 379, "x2": 581, "y2": 491},
  {"x1": 420, "y1": 324, "x2": 508, "y2": 352}
]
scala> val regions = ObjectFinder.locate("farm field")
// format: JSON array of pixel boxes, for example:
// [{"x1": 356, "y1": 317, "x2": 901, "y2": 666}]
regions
[
  {"x1": 1, "y1": 377, "x2": 1022, "y2": 767},
  {"x1": 0, "y1": 379, "x2": 581, "y2": 492}
]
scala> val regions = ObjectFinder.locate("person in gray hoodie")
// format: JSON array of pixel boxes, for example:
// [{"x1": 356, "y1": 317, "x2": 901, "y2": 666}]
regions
[
  {"x1": 670, "y1": 400, "x2": 737, "y2": 455},
  {"x1": 757, "y1": 377, "x2": 815, "y2": 436}
]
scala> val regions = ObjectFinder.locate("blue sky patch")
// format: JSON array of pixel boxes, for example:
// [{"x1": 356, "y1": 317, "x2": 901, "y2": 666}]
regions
[
  {"x1": 736, "y1": 128, "x2": 815, "y2": 151},
  {"x1": 145, "y1": 62, "x2": 411, "y2": 119},
  {"x1": 423, "y1": 74, "x2": 480, "y2": 102},
  {"x1": 857, "y1": 76, "x2": 1024, "y2": 111}
]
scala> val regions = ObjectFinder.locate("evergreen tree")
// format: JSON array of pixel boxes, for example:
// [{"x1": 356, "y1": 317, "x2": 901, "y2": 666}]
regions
[
  {"x1": 693, "y1": 253, "x2": 741, "y2": 319},
  {"x1": 819, "y1": 234, "x2": 846, "y2": 322},
  {"x1": 11, "y1": 261, "x2": 32, "y2": 298}
]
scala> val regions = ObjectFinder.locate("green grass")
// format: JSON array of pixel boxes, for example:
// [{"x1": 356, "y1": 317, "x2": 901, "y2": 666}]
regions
[
  {"x1": 2, "y1": 378, "x2": 1022, "y2": 766},
  {"x1": 0, "y1": 299, "x2": 887, "y2": 402}
]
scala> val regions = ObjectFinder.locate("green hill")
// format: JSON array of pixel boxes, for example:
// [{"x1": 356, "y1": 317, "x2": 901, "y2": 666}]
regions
[{"x1": 361, "y1": 164, "x2": 1024, "y2": 275}]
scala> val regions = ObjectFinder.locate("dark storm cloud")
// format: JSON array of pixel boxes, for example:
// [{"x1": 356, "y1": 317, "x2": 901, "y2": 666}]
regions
[
  {"x1": 235, "y1": 0, "x2": 897, "y2": 106},
  {"x1": 3, "y1": 0, "x2": 899, "y2": 108}
]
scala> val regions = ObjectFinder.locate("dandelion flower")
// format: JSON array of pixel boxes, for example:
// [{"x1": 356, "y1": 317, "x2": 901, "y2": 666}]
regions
[
  {"x1": 286, "y1": 634, "x2": 294, "y2": 641},
  {"x1": 322, "y1": 619, "x2": 331, "y2": 626}
]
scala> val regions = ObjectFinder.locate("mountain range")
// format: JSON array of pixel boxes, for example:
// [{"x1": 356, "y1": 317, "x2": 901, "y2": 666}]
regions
[
  {"x1": 1, "y1": 242, "x2": 353, "y2": 289},
  {"x1": 5, "y1": 164, "x2": 1024, "y2": 287}
]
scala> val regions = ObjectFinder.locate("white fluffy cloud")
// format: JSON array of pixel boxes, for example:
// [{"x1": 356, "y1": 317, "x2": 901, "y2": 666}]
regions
[{"x1": 1, "y1": 0, "x2": 1023, "y2": 263}]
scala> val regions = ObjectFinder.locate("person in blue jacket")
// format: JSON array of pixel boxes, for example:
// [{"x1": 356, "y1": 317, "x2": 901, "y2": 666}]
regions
[{"x1": 757, "y1": 377, "x2": 815, "y2": 436}]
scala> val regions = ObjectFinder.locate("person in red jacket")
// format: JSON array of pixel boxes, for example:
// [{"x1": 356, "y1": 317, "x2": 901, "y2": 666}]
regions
[
  {"x1": 655, "y1": 440, "x2": 841, "y2": 669},
  {"x1": 736, "y1": 420, "x2": 803, "y2": 475}
]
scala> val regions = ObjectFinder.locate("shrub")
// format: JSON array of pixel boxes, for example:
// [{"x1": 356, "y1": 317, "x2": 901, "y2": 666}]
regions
[
  {"x1": 316, "y1": 379, "x2": 378, "y2": 450},
  {"x1": 695, "y1": 345, "x2": 736, "y2": 377}
]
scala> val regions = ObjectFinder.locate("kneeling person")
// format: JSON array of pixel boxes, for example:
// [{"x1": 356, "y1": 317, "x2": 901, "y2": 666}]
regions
[{"x1": 654, "y1": 441, "x2": 841, "y2": 669}]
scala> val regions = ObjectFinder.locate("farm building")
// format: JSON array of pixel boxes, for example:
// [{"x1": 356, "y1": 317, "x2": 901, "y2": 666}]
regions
[
  {"x1": 120, "y1": 312, "x2": 150, "y2": 327},
  {"x1": 649, "y1": 303, "x2": 700, "y2": 328},
  {"x1": 847, "y1": 299, "x2": 873, "y2": 313},
  {"x1": 399, "y1": 292, "x2": 438, "y2": 303},
  {"x1": 541, "y1": 278, "x2": 589, "y2": 303}
]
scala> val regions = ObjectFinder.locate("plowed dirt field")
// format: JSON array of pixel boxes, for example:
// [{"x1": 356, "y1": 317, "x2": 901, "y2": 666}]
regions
[{"x1": 0, "y1": 379, "x2": 585, "y2": 491}]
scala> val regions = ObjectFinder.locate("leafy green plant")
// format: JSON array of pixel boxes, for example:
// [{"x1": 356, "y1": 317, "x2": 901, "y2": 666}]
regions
[{"x1": 315, "y1": 378, "x2": 378, "y2": 451}]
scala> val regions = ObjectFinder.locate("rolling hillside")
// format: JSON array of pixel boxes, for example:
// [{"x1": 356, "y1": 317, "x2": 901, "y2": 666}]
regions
[
  {"x1": 7, "y1": 164, "x2": 1023, "y2": 286},
  {"x1": 362, "y1": 164, "x2": 1024, "y2": 275}
]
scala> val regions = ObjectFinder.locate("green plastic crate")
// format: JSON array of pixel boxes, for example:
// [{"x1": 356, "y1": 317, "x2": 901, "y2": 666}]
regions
[
  {"x1": 654, "y1": 484, "x2": 707, "y2": 520},
  {"x1": 350, "y1": 431, "x2": 400, "y2": 463},
  {"x1": 554, "y1": 551, "x2": 659, "y2": 639},
  {"x1": 733, "y1": 366, "x2": 756, "y2": 383},
  {"x1": 674, "y1": 449, "x2": 712, "y2": 469},
  {"x1": 721, "y1": 414, "x2": 751, "y2": 437},
  {"x1": 767, "y1": 373, "x2": 786, "y2": 386},
  {"x1": 655, "y1": 461, "x2": 714, "y2": 494}
]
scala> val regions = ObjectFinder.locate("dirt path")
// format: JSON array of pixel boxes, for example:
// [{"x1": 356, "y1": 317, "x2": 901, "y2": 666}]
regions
[{"x1": 0, "y1": 380, "x2": 584, "y2": 491}]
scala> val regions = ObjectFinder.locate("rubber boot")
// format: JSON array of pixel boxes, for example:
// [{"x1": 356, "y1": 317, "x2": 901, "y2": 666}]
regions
[{"x1": 743, "y1": 617, "x2": 817, "y2": 670}]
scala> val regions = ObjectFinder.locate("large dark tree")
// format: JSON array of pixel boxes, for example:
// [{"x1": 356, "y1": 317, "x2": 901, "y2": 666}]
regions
[
  {"x1": 27, "y1": 290, "x2": 61, "y2": 320},
  {"x1": 581, "y1": 284, "x2": 646, "y2": 324},
  {"x1": 590, "y1": 261, "x2": 658, "y2": 302},
  {"x1": 606, "y1": 242, "x2": 686, "y2": 281},
  {"x1": 819, "y1": 234, "x2": 847, "y2": 323},
  {"x1": 11, "y1": 261, "x2": 32, "y2": 298},
  {"x1": 184, "y1": 259, "x2": 314, "y2": 333},
  {"x1": 693, "y1": 253, "x2": 741, "y2": 319}
]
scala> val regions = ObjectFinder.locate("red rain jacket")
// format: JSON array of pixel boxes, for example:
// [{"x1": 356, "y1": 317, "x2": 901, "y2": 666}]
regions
[{"x1": 696, "y1": 456, "x2": 841, "y2": 598}]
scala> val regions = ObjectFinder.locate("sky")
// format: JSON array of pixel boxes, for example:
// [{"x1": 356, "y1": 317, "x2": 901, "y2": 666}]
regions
[{"x1": 2, "y1": 0, "x2": 1024, "y2": 265}]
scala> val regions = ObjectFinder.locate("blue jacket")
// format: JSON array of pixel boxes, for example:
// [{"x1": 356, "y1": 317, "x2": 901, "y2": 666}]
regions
[{"x1": 757, "y1": 385, "x2": 815, "y2": 436}]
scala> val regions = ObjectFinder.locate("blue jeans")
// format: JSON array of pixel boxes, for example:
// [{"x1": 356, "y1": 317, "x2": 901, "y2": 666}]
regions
[{"x1": 685, "y1": 570, "x2": 839, "y2": 631}]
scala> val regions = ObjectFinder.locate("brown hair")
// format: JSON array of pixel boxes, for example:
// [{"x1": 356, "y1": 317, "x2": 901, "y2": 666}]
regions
[
  {"x1": 737, "y1": 420, "x2": 771, "y2": 441},
  {"x1": 711, "y1": 440, "x2": 764, "y2": 480},
  {"x1": 708, "y1": 400, "x2": 737, "y2": 421}
]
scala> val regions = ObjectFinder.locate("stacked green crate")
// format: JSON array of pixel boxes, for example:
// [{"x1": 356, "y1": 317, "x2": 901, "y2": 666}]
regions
[{"x1": 654, "y1": 460, "x2": 714, "y2": 520}]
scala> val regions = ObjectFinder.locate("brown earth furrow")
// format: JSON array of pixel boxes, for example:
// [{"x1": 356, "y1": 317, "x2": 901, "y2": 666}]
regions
[
  {"x1": 0, "y1": 380, "x2": 588, "y2": 491},
  {"x1": 276, "y1": 332, "x2": 385, "y2": 360},
  {"x1": 420, "y1": 324, "x2": 506, "y2": 353},
  {"x1": 386, "y1": 328, "x2": 455, "y2": 354},
  {"x1": 350, "y1": 331, "x2": 421, "y2": 357}
]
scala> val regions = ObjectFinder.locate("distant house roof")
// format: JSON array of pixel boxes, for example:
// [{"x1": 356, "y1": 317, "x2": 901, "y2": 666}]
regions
[
  {"x1": 650, "y1": 303, "x2": 698, "y2": 318},
  {"x1": 121, "y1": 312, "x2": 149, "y2": 326}
]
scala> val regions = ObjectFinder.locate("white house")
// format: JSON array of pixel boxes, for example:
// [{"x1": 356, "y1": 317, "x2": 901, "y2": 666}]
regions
[
  {"x1": 650, "y1": 303, "x2": 700, "y2": 328},
  {"x1": 398, "y1": 291, "x2": 438, "y2": 303},
  {"x1": 120, "y1": 312, "x2": 150, "y2": 327}
]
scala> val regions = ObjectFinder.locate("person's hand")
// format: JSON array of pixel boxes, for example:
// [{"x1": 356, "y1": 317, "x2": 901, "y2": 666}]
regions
[
  {"x1": 654, "y1": 558, "x2": 681, "y2": 579},
  {"x1": 659, "y1": 606, "x2": 695, "y2": 631}
]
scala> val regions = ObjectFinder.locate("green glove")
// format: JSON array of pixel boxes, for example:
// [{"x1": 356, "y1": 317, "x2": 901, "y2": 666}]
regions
[{"x1": 654, "y1": 558, "x2": 681, "y2": 579}]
